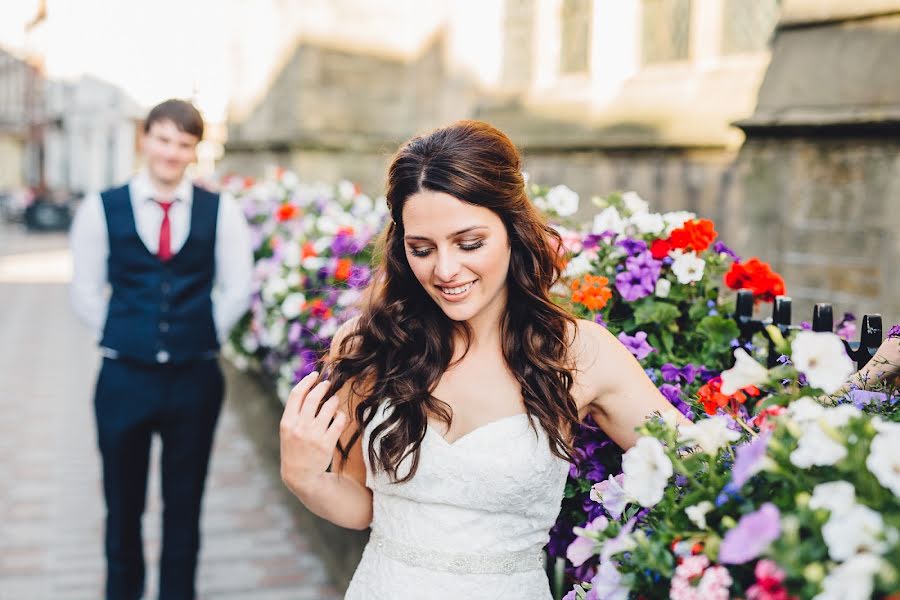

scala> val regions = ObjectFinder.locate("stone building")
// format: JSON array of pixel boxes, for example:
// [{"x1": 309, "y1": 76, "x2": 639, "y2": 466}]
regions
[
  {"x1": 221, "y1": 0, "x2": 900, "y2": 326},
  {"x1": 42, "y1": 75, "x2": 142, "y2": 195},
  {"x1": 0, "y1": 46, "x2": 43, "y2": 191}
]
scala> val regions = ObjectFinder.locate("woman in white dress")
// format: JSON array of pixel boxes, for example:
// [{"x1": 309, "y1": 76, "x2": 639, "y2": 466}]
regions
[{"x1": 279, "y1": 121, "x2": 683, "y2": 599}]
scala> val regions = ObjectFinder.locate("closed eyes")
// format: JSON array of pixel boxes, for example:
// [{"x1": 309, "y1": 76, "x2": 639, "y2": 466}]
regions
[{"x1": 409, "y1": 241, "x2": 485, "y2": 258}]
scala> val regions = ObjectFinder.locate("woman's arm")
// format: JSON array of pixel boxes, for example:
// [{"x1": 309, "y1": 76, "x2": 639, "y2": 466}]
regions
[
  {"x1": 836, "y1": 334, "x2": 900, "y2": 396},
  {"x1": 279, "y1": 318, "x2": 373, "y2": 530},
  {"x1": 571, "y1": 319, "x2": 689, "y2": 450}
]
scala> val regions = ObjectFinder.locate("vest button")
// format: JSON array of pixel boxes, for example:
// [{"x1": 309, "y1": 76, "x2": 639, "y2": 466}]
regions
[
  {"x1": 161, "y1": 282, "x2": 171, "y2": 294},
  {"x1": 159, "y1": 321, "x2": 170, "y2": 333},
  {"x1": 156, "y1": 350, "x2": 170, "y2": 363}
]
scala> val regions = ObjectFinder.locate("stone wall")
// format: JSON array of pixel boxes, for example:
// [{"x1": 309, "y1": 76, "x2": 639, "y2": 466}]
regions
[{"x1": 723, "y1": 137, "x2": 900, "y2": 328}]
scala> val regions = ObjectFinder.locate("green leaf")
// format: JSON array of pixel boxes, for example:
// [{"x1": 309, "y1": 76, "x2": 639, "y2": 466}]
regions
[
  {"x1": 696, "y1": 314, "x2": 740, "y2": 347},
  {"x1": 634, "y1": 302, "x2": 680, "y2": 327}
]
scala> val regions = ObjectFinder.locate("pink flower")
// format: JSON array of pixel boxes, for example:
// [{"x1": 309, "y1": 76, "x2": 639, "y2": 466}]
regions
[
  {"x1": 670, "y1": 555, "x2": 733, "y2": 600},
  {"x1": 747, "y1": 560, "x2": 795, "y2": 600}
]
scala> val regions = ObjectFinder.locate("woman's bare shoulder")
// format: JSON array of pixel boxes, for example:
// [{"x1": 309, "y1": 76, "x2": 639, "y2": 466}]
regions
[{"x1": 566, "y1": 318, "x2": 619, "y2": 368}]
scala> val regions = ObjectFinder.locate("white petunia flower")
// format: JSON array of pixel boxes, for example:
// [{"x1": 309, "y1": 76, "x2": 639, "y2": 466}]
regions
[
  {"x1": 790, "y1": 423, "x2": 847, "y2": 468},
  {"x1": 286, "y1": 270, "x2": 302, "y2": 288},
  {"x1": 685, "y1": 501, "x2": 714, "y2": 530},
  {"x1": 791, "y1": 331, "x2": 856, "y2": 394},
  {"x1": 629, "y1": 211, "x2": 666, "y2": 235},
  {"x1": 281, "y1": 242, "x2": 302, "y2": 268},
  {"x1": 621, "y1": 191, "x2": 649, "y2": 215},
  {"x1": 813, "y1": 554, "x2": 883, "y2": 600},
  {"x1": 787, "y1": 396, "x2": 826, "y2": 423},
  {"x1": 546, "y1": 185, "x2": 580, "y2": 216},
  {"x1": 654, "y1": 278, "x2": 672, "y2": 298},
  {"x1": 262, "y1": 277, "x2": 289, "y2": 303},
  {"x1": 621, "y1": 437, "x2": 673, "y2": 507},
  {"x1": 670, "y1": 250, "x2": 706, "y2": 284},
  {"x1": 301, "y1": 256, "x2": 327, "y2": 271},
  {"x1": 337, "y1": 180, "x2": 357, "y2": 200},
  {"x1": 720, "y1": 348, "x2": 770, "y2": 395},
  {"x1": 280, "y1": 292, "x2": 306, "y2": 320},
  {"x1": 663, "y1": 210, "x2": 696, "y2": 232},
  {"x1": 809, "y1": 481, "x2": 856, "y2": 516},
  {"x1": 592, "y1": 206, "x2": 626, "y2": 236},
  {"x1": 821, "y1": 504, "x2": 888, "y2": 561},
  {"x1": 678, "y1": 416, "x2": 740, "y2": 455},
  {"x1": 563, "y1": 253, "x2": 594, "y2": 279},
  {"x1": 867, "y1": 430, "x2": 900, "y2": 496},
  {"x1": 240, "y1": 331, "x2": 259, "y2": 354}
]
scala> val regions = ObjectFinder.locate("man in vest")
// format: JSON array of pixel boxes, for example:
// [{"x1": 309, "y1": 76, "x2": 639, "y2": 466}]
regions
[{"x1": 70, "y1": 99, "x2": 254, "y2": 600}]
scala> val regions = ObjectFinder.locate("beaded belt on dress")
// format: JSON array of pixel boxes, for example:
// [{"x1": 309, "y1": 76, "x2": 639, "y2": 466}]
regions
[{"x1": 369, "y1": 530, "x2": 544, "y2": 575}]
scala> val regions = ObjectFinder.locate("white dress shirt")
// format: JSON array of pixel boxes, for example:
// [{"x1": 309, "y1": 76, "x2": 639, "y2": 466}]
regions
[{"x1": 69, "y1": 169, "x2": 254, "y2": 346}]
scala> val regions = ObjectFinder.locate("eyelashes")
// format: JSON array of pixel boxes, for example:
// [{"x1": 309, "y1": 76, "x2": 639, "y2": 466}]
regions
[{"x1": 409, "y1": 241, "x2": 485, "y2": 258}]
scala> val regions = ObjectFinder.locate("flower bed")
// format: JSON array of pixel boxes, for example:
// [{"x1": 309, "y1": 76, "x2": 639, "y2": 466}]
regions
[{"x1": 224, "y1": 172, "x2": 899, "y2": 599}]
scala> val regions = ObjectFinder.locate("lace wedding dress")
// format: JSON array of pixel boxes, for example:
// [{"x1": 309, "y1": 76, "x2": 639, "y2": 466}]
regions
[{"x1": 345, "y1": 402, "x2": 570, "y2": 600}]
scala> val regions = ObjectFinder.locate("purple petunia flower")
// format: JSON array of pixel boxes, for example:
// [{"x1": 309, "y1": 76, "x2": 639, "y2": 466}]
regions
[
  {"x1": 661, "y1": 363, "x2": 700, "y2": 384},
  {"x1": 658, "y1": 383, "x2": 683, "y2": 404},
  {"x1": 713, "y1": 240, "x2": 740, "y2": 261},
  {"x1": 732, "y1": 431, "x2": 771, "y2": 488},
  {"x1": 616, "y1": 238, "x2": 648, "y2": 257},
  {"x1": 347, "y1": 264, "x2": 371, "y2": 289},
  {"x1": 617, "y1": 331, "x2": 655, "y2": 360},
  {"x1": 614, "y1": 251, "x2": 662, "y2": 301},
  {"x1": 661, "y1": 363, "x2": 681, "y2": 383},
  {"x1": 719, "y1": 503, "x2": 781, "y2": 564}
]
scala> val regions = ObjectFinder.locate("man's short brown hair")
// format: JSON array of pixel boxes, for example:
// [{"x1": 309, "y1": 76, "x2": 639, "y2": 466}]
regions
[{"x1": 143, "y1": 99, "x2": 204, "y2": 140}]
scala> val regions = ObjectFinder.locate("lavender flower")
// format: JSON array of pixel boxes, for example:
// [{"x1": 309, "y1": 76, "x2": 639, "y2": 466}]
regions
[
  {"x1": 618, "y1": 331, "x2": 655, "y2": 361},
  {"x1": 732, "y1": 431, "x2": 771, "y2": 488},
  {"x1": 888, "y1": 323, "x2": 900, "y2": 338},
  {"x1": 719, "y1": 503, "x2": 781, "y2": 564},
  {"x1": 847, "y1": 389, "x2": 888, "y2": 409}
]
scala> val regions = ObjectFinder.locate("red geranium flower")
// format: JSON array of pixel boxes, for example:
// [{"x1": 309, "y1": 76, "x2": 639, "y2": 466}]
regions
[
  {"x1": 650, "y1": 238, "x2": 672, "y2": 260},
  {"x1": 669, "y1": 219, "x2": 717, "y2": 253},
  {"x1": 725, "y1": 258, "x2": 786, "y2": 302},
  {"x1": 697, "y1": 377, "x2": 758, "y2": 416},
  {"x1": 275, "y1": 203, "x2": 300, "y2": 222}
]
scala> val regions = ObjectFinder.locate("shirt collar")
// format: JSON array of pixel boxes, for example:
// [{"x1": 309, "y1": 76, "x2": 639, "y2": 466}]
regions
[{"x1": 132, "y1": 169, "x2": 194, "y2": 207}]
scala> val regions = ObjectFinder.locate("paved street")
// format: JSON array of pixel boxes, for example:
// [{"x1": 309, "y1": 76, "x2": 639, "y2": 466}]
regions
[{"x1": 0, "y1": 222, "x2": 340, "y2": 600}]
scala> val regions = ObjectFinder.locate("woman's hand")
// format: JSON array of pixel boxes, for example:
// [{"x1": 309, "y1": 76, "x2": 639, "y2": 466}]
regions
[{"x1": 279, "y1": 371, "x2": 349, "y2": 495}]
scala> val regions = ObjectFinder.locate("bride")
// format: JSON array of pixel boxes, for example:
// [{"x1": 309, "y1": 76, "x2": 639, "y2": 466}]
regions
[{"x1": 279, "y1": 120, "x2": 682, "y2": 599}]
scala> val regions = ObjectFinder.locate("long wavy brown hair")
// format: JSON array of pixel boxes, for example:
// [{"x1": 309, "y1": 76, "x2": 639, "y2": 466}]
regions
[{"x1": 327, "y1": 120, "x2": 579, "y2": 483}]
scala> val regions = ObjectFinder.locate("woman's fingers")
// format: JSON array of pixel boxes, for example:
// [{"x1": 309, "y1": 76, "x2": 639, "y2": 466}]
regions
[
  {"x1": 322, "y1": 410, "x2": 349, "y2": 450},
  {"x1": 282, "y1": 371, "x2": 319, "y2": 427},
  {"x1": 297, "y1": 379, "x2": 332, "y2": 423},
  {"x1": 312, "y1": 395, "x2": 340, "y2": 435}
]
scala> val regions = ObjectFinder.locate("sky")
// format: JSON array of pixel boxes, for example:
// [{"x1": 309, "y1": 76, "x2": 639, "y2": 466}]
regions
[{"x1": 1, "y1": 0, "x2": 231, "y2": 121}]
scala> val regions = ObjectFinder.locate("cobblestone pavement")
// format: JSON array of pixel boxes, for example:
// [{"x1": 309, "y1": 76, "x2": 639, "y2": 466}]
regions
[{"x1": 0, "y1": 223, "x2": 340, "y2": 600}]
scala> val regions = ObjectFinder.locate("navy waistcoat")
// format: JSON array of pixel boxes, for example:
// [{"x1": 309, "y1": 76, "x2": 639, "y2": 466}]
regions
[{"x1": 99, "y1": 184, "x2": 219, "y2": 364}]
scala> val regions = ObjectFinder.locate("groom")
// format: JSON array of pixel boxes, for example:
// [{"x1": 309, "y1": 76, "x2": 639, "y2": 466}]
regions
[{"x1": 69, "y1": 99, "x2": 254, "y2": 599}]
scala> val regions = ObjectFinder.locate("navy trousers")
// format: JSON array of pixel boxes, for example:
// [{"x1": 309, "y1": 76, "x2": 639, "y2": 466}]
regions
[{"x1": 94, "y1": 357, "x2": 223, "y2": 600}]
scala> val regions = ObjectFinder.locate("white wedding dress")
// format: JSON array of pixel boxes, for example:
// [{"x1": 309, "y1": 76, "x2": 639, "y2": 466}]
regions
[{"x1": 345, "y1": 402, "x2": 569, "y2": 600}]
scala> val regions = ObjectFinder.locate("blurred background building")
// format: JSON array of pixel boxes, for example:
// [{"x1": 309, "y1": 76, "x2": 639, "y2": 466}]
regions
[{"x1": 1, "y1": 0, "x2": 898, "y2": 322}]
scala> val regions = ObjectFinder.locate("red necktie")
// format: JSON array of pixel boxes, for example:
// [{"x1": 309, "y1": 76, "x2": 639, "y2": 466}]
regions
[{"x1": 156, "y1": 200, "x2": 174, "y2": 261}]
